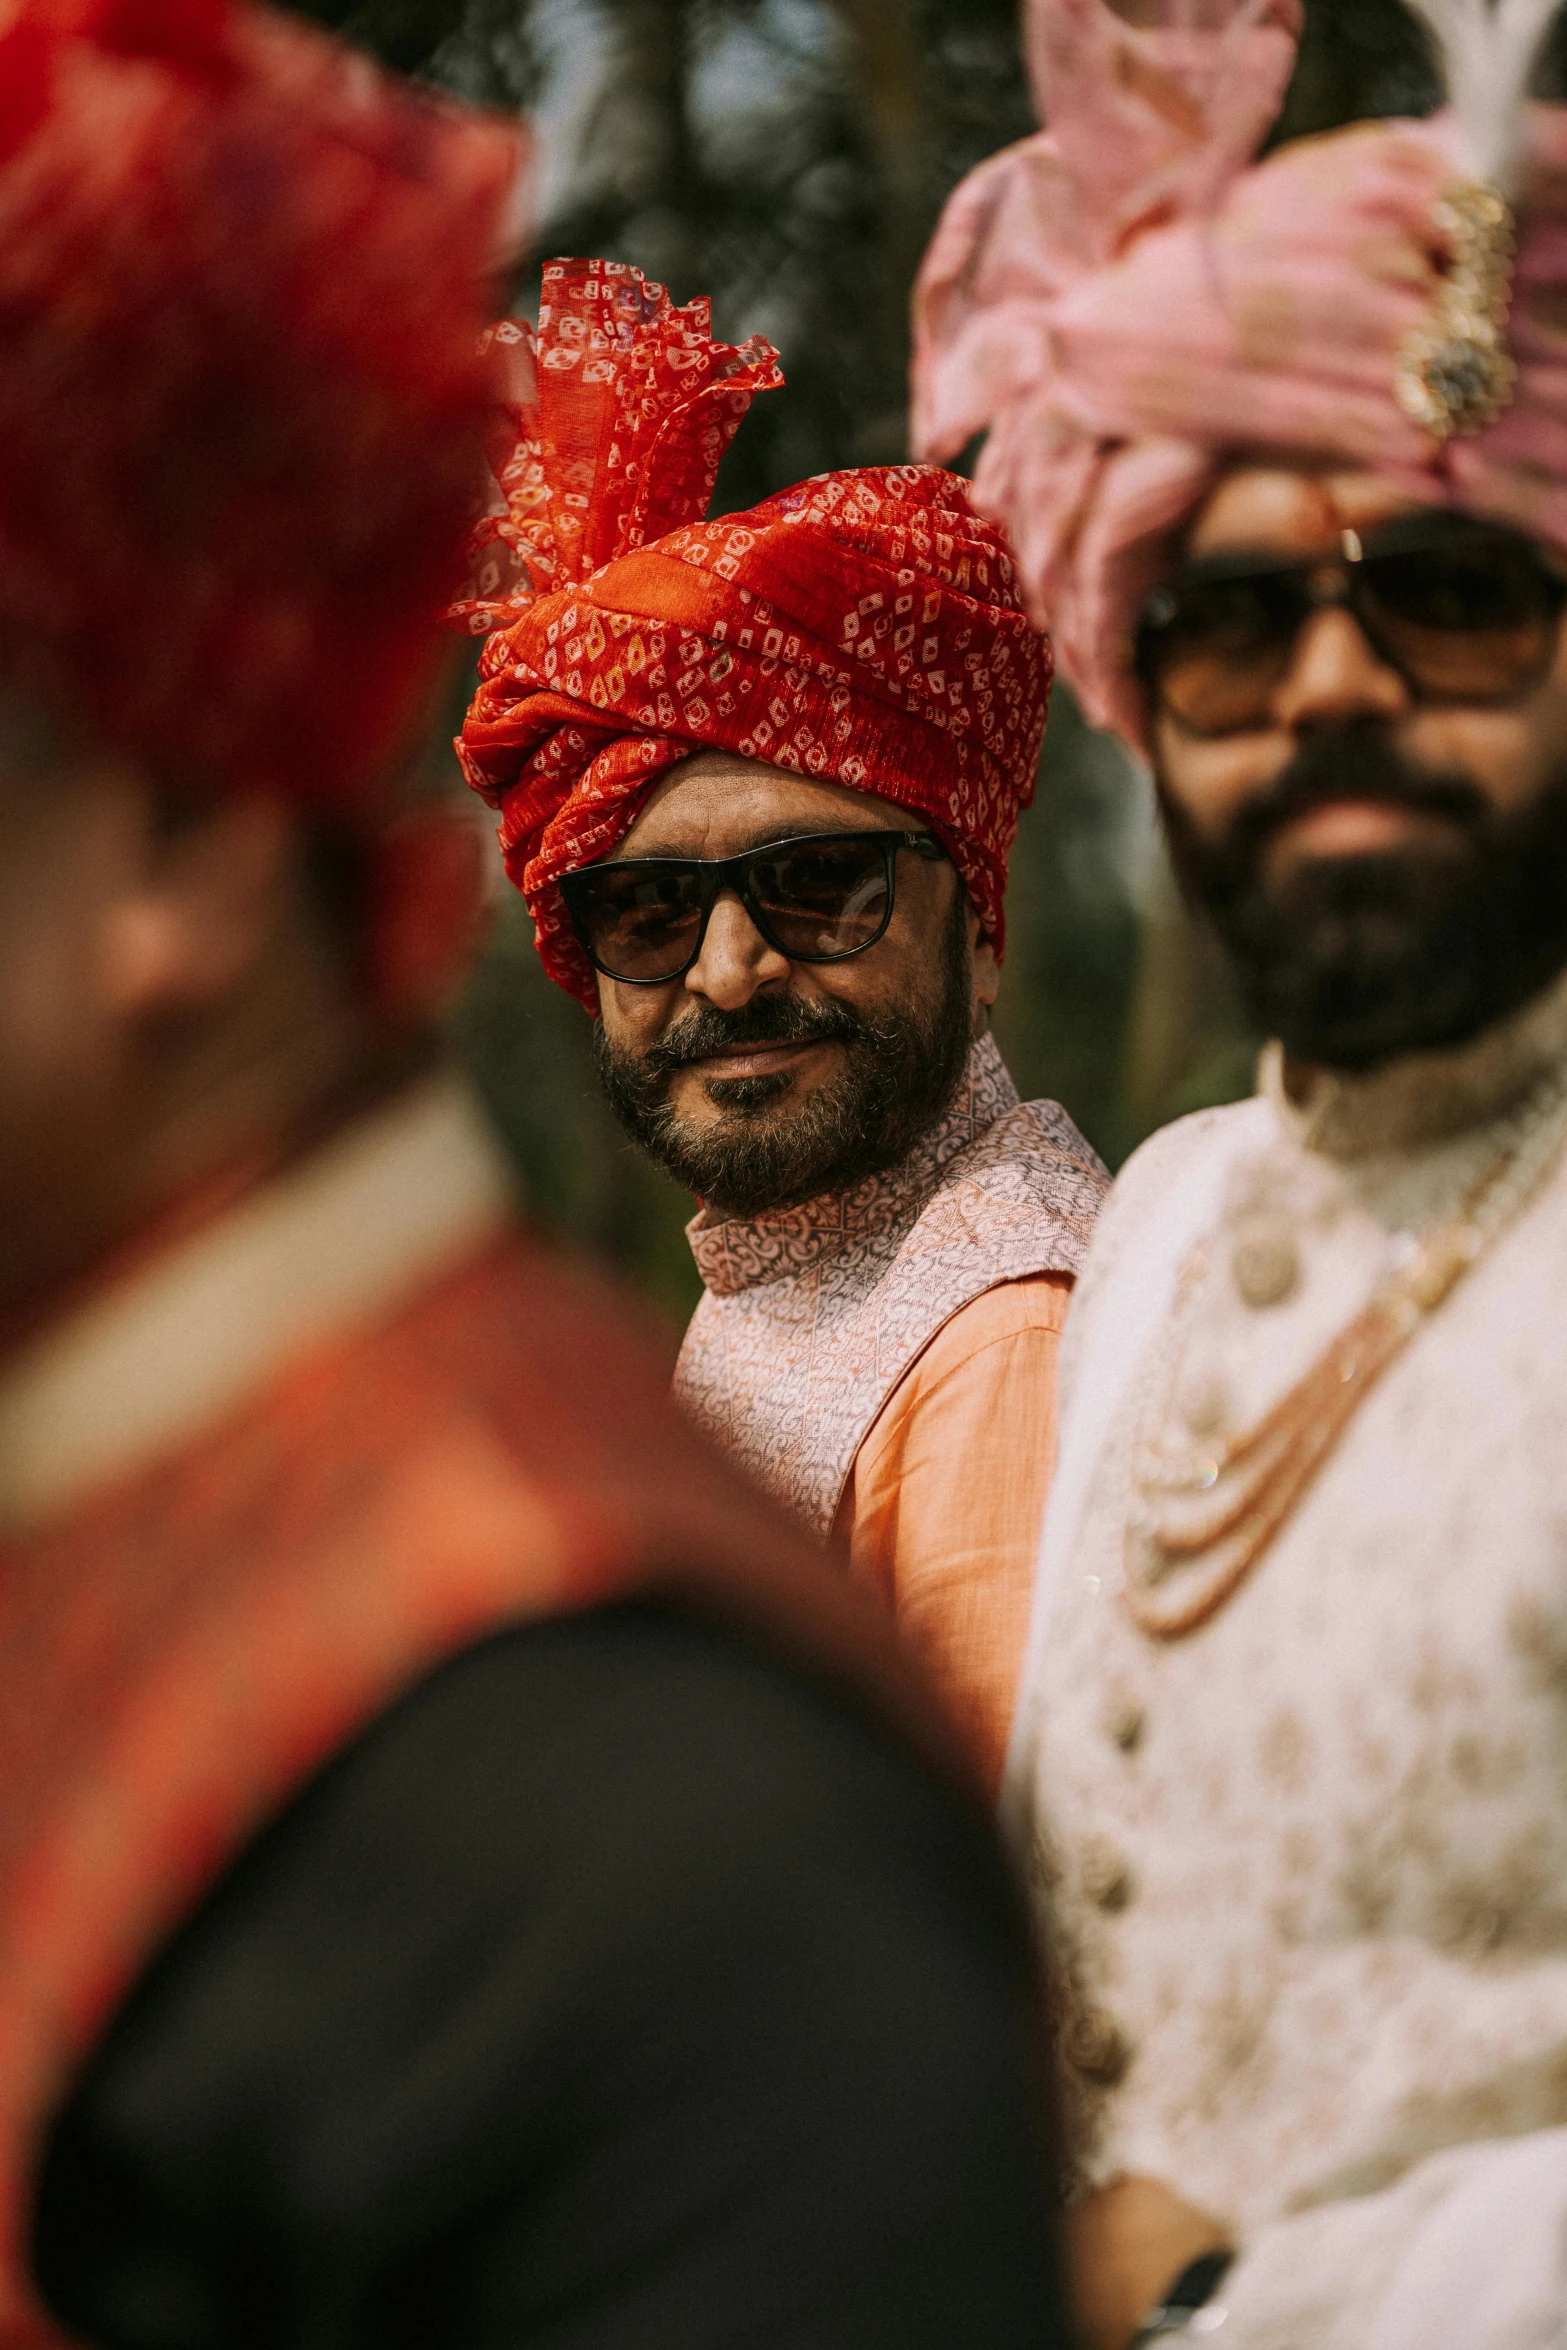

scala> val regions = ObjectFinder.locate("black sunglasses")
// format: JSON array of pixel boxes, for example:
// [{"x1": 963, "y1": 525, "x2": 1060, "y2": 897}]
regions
[
  {"x1": 1134, "y1": 515, "x2": 1567, "y2": 737},
  {"x1": 558, "y1": 828, "x2": 950, "y2": 987}
]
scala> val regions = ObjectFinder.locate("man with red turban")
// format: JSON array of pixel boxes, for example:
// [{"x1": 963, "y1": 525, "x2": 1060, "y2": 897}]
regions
[
  {"x1": 0, "y1": 7, "x2": 1077, "y2": 2343},
  {"x1": 456, "y1": 258, "x2": 1108, "y2": 1788}
]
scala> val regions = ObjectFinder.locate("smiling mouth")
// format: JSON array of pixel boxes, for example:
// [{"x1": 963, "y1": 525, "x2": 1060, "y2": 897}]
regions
[{"x1": 682, "y1": 1039, "x2": 831, "y2": 1082}]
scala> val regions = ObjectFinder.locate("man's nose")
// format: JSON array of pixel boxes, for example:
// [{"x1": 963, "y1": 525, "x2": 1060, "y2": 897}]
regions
[
  {"x1": 1272, "y1": 605, "x2": 1411, "y2": 732},
  {"x1": 685, "y1": 890, "x2": 791, "y2": 1009}
]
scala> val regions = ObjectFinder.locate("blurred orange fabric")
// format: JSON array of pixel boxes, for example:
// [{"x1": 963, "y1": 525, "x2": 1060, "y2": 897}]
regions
[{"x1": 836, "y1": 1271, "x2": 1071, "y2": 1792}]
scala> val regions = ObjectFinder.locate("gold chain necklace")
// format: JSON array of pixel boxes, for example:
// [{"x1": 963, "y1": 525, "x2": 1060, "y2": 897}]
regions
[{"x1": 1121, "y1": 1066, "x2": 1567, "y2": 1641}]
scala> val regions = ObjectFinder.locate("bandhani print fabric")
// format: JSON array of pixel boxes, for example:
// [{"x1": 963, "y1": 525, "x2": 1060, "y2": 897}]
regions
[
  {"x1": 454, "y1": 260, "x2": 1054, "y2": 1010},
  {"x1": 0, "y1": 0, "x2": 518, "y2": 814},
  {"x1": 674, "y1": 1033, "x2": 1109, "y2": 1536}
]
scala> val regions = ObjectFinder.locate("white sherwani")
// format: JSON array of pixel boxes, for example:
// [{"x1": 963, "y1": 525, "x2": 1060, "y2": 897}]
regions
[{"x1": 1010, "y1": 970, "x2": 1567, "y2": 2349}]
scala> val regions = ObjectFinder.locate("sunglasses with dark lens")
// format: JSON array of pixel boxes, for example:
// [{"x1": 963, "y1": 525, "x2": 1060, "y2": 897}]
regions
[
  {"x1": 558, "y1": 829, "x2": 951, "y2": 987},
  {"x1": 1134, "y1": 517, "x2": 1567, "y2": 738}
]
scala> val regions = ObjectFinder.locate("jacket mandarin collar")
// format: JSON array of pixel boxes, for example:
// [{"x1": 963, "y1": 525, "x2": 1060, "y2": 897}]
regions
[{"x1": 687, "y1": 1031, "x2": 1022, "y2": 1299}]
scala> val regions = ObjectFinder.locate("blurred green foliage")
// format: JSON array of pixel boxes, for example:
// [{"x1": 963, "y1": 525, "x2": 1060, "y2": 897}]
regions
[{"x1": 290, "y1": 0, "x2": 1469, "y2": 1325}]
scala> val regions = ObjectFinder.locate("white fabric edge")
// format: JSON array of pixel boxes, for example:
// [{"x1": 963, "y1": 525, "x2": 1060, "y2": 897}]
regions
[
  {"x1": 0, "y1": 1072, "x2": 516, "y2": 1531},
  {"x1": 1366, "y1": 2129, "x2": 1567, "y2": 2350},
  {"x1": 1213, "y1": 2127, "x2": 1567, "y2": 2350},
  {"x1": 1000, "y1": 1097, "x2": 1272, "y2": 1843}
]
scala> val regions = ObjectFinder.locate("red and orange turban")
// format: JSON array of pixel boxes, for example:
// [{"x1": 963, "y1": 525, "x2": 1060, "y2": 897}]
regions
[
  {"x1": 453, "y1": 259, "x2": 1053, "y2": 1011},
  {"x1": 0, "y1": 0, "x2": 518, "y2": 815}
]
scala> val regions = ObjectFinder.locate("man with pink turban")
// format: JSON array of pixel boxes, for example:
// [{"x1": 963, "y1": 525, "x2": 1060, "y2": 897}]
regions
[
  {"x1": 457, "y1": 257, "x2": 1108, "y2": 1789},
  {"x1": 914, "y1": 0, "x2": 1567, "y2": 2344}
]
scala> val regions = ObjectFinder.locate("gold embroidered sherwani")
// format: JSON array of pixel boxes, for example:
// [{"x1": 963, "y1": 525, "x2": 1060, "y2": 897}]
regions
[{"x1": 1009, "y1": 968, "x2": 1567, "y2": 2350}]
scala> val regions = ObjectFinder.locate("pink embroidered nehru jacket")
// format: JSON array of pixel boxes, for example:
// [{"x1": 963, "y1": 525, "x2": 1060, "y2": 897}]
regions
[{"x1": 674, "y1": 1033, "x2": 1107, "y2": 1777}]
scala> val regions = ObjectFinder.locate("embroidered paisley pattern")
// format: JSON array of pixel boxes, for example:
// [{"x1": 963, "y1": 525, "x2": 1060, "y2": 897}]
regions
[{"x1": 675, "y1": 1032, "x2": 1107, "y2": 1533}]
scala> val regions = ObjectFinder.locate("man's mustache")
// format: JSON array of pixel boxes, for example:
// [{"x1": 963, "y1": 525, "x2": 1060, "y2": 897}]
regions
[
  {"x1": 641, "y1": 991, "x2": 871, "y2": 1080},
  {"x1": 1222, "y1": 724, "x2": 1491, "y2": 866}
]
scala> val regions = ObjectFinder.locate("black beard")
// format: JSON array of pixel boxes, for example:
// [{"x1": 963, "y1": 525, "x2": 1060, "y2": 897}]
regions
[
  {"x1": 1159, "y1": 721, "x2": 1567, "y2": 1072},
  {"x1": 592, "y1": 892, "x2": 975, "y2": 1216}
]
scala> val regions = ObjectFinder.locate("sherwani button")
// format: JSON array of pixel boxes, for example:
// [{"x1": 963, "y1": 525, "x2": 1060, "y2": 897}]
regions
[
  {"x1": 1105, "y1": 1694, "x2": 1146, "y2": 1752},
  {"x1": 1067, "y1": 2005, "x2": 1133, "y2": 2086},
  {"x1": 1079, "y1": 1834, "x2": 1135, "y2": 1911},
  {"x1": 1231, "y1": 1219, "x2": 1300, "y2": 1307}
]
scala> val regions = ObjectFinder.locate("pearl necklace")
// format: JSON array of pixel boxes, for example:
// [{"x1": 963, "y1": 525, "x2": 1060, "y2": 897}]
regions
[{"x1": 1121, "y1": 1061, "x2": 1567, "y2": 1640}]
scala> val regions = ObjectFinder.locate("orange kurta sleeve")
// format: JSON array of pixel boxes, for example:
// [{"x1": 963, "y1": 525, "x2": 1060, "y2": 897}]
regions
[{"x1": 834, "y1": 1270, "x2": 1072, "y2": 1792}]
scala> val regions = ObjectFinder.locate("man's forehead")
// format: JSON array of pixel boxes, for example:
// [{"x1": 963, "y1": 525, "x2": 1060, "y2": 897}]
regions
[
  {"x1": 1186, "y1": 468, "x2": 1438, "y2": 559},
  {"x1": 612, "y1": 752, "x2": 911, "y2": 859}
]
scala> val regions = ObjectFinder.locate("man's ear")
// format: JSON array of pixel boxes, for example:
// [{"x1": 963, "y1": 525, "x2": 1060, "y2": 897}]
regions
[
  {"x1": 968, "y1": 896, "x2": 1000, "y2": 1016},
  {"x1": 98, "y1": 788, "x2": 297, "y2": 1019}
]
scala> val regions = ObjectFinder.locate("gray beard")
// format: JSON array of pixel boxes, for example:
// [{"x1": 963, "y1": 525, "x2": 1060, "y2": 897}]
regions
[{"x1": 592, "y1": 890, "x2": 975, "y2": 1217}]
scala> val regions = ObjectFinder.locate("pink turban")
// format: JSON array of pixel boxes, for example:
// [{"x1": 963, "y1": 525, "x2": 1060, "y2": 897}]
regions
[{"x1": 912, "y1": 0, "x2": 1567, "y2": 746}]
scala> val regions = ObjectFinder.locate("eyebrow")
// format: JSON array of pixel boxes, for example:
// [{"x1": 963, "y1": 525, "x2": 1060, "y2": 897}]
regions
[{"x1": 606, "y1": 823, "x2": 908, "y2": 863}]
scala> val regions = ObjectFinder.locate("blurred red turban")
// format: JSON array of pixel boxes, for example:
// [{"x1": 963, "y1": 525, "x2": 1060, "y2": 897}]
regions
[
  {"x1": 453, "y1": 259, "x2": 1053, "y2": 1011},
  {"x1": 0, "y1": 0, "x2": 519, "y2": 814}
]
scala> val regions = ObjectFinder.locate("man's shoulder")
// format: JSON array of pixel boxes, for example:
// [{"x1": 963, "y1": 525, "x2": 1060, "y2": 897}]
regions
[
  {"x1": 904, "y1": 1269, "x2": 1074, "y2": 1384},
  {"x1": 1111, "y1": 1095, "x2": 1268, "y2": 1215},
  {"x1": 928, "y1": 1090, "x2": 1109, "y2": 1280},
  {"x1": 974, "y1": 1092, "x2": 1109, "y2": 1204},
  {"x1": 1014, "y1": 1095, "x2": 1111, "y2": 1186},
  {"x1": 1067, "y1": 1096, "x2": 1270, "y2": 1338}
]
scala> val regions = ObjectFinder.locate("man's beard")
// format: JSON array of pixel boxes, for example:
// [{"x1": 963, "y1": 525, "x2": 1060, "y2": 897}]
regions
[
  {"x1": 592, "y1": 892, "x2": 975, "y2": 1216},
  {"x1": 1159, "y1": 722, "x2": 1567, "y2": 1072}
]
